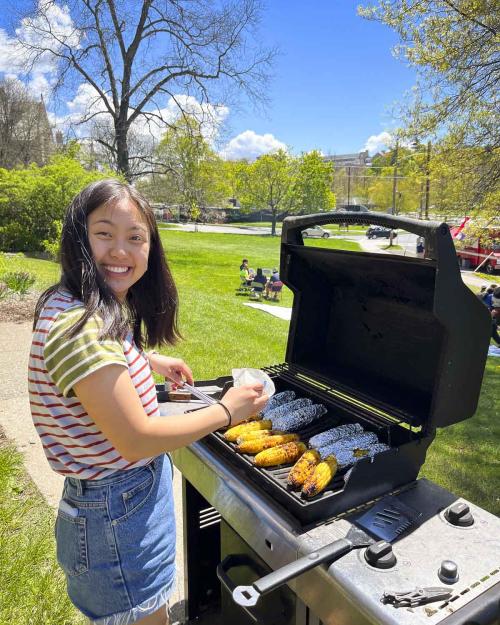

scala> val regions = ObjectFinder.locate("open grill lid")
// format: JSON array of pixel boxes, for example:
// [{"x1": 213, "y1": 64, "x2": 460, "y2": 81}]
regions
[{"x1": 280, "y1": 212, "x2": 491, "y2": 431}]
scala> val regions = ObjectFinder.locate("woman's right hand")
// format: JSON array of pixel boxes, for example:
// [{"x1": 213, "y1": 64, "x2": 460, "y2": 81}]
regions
[{"x1": 221, "y1": 383, "x2": 269, "y2": 426}]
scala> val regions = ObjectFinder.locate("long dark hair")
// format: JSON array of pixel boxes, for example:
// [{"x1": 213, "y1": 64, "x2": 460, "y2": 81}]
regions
[{"x1": 34, "y1": 179, "x2": 180, "y2": 350}]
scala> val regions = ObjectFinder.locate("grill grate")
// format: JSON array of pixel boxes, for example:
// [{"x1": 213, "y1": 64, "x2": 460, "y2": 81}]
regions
[{"x1": 203, "y1": 368, "x2": 433, "y2": 524}]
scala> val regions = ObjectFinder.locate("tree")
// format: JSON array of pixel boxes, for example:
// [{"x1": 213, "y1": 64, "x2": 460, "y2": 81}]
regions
[
  {"x1": 359, "y1": 1, "x2": 499, "y2": 148},
  {"x1": 0, "y1": 78, "x2": 54, "y2": 168},
  {"x1": 359, "y1": 1, "x2": 499, "y2": 217},
  {"x1": 145, "y1": 117, "x2": 229, "y2": 224},
  {"x1": 17, "y1": 0, "x2": 274, "y2": 181},
  {"x1": 294, "y1": 151, "x2": 336, "y2": 213},
  {"x1": 240, "y1": 150, "x2": 297, "y2": 236}
]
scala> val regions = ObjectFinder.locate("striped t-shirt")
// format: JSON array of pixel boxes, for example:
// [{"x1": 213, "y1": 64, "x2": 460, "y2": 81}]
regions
[{"x1": 28, "y1": 291, "x2": 158, "y2": 480}]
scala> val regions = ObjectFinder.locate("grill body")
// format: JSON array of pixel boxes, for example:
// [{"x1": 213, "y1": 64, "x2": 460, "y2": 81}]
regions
[
  {"x1": 170, "y1": 212, "x2": 498, "y2": 624},
  {"x1": 172, "y1": 436, "x2": 500, "y2": 625}
]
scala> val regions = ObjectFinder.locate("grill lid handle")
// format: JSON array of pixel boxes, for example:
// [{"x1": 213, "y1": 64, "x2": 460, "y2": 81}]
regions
[{"x1": 282, "y1": 211, "x2": 451, "y2": 263}]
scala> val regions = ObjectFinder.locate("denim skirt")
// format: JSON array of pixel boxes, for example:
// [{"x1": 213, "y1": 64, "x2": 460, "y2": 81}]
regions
[{"x1": 55, "y1": 454, "x2": 176, "y2": 624}]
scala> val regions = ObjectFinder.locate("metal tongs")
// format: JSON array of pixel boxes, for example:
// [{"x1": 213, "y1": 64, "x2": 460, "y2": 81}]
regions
[
  {"x1": 180, "y1": 382, "x2": 218, "y2": 405},
  {"x1": 382, "y1": 587, "x2": 452, "y2": 608}
]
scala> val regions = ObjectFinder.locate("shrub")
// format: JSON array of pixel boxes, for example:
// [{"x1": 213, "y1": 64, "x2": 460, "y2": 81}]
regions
[
  {"x1": 2, "y1": 271, "x2": 36, "y2": 295},
  {"x1": 0, "y1": 283, "x2": 8, "y2": 301},
  {"x1": 41, "y1": 220, "x2": 63, "y2": 261},
  {"x1": 0, "y1": 155, "x2": 112, "y2": 252}
]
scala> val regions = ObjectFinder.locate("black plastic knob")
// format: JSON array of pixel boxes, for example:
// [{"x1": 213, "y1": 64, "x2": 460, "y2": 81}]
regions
[
  {"x1": 438, "y1": 560, "x2": 459, "y2": 584},
  {"x1": 445, "y1": 502, "x2": 474, "y2": 527},
  {"x1": 364, "y1": 540, "x2": 397, "y2": 569}
]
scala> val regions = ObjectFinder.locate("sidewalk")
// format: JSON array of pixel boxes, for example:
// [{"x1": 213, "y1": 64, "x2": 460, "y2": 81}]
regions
[{"x1": 0, "y1": 321, "x2": 185, "y2": 618}]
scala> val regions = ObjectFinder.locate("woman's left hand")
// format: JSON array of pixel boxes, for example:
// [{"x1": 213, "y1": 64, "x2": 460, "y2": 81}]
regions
[{"x1": 148, "y1": 353, "x2": 194, "y2": 386}]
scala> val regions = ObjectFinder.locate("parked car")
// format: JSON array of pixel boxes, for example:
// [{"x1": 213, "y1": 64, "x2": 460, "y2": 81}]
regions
[
  {"x1": 302, "y1": 225, "x2": 330, "y2": 239},
  {"x1": 336, "y1": 204, "x2": 370, "y2": 213},
  {"x1": 366, "y1": 226, "x2": 396, "y2": 239}
]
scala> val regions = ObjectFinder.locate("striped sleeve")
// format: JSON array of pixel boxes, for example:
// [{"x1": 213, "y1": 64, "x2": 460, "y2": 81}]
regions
[{"x1": 44, "y1": 307, "x2": 127, "y2": 398}]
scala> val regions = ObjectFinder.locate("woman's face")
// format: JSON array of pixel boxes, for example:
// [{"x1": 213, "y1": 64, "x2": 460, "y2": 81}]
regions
[{"x1": 87, "y1": 198, "x2": 150, "y2": 301}]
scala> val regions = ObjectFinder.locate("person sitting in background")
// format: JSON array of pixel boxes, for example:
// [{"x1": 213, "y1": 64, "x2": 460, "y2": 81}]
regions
[
  {"x1": 265, "y1": 268, "x2": 284, "y2": 300},
  {"x1": 251, "y1": 268, "x2": 267, "y2": 296},
  {"x1": 477, "y1": 285, "x2": 487, "y2": 301},
  {"x1": 239, "y1": 259, "x2": 252, "y2": 286},
  {"x1": 489, "y1": 286, "x2": 500, "y2": 346}
]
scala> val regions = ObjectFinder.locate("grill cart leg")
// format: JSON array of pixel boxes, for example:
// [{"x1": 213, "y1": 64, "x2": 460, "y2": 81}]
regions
[{"x1": 182, "y1": 477, "x2": 221, "y2": 622}]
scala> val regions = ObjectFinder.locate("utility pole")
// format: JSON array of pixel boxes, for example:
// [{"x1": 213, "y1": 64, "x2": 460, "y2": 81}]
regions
[
  {"x1": 347, "y1": 166, "x2": 351, "y2": 206},
  {"x1": 424, "y1": 141, "x2": 431, "y2": 220},
  {"x1": 391, "y1": 140, "x2": 399, "y2": 215}
]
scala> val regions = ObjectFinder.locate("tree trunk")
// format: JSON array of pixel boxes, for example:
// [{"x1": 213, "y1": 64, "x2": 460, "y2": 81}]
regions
[
  {"x1": 115, "y1": 121, "x2": 131, "y2": 182},
  {"x1": 270, "y1": 203, "x2": 277, "y2": 236}
]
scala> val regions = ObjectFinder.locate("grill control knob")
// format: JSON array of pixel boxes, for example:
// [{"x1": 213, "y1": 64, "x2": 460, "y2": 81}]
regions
[
  {"x1": 438, "y1": 560, "x2": 459, "y2": 584},
  {"x1": 364, "y1": 540, "x2": 397, "y2": 569},
  {"x1": 445, "y1": 502, "x2": 474, "y2": 527}
]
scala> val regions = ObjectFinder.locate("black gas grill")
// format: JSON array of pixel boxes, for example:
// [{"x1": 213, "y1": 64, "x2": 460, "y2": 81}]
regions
[{"x1": 170, "y1": 212, "x2": 499, "y2": 625}]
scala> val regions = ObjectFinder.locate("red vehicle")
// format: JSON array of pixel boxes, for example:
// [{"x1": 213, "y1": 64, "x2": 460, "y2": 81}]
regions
[{"x1": 451, "y1": 217, "x2": 500, "y2": 274}]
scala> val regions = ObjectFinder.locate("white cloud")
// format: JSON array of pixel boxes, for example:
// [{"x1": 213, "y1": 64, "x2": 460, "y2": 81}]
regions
[
  {"x1": 221, "y1": 130, "x2": 287, "y2": 160},
  {"x1": 363, "y1": 131, "x2": 393, "y2": 155},
  {"x1": 0, "y1": 1, "x2": 79, "y2": 99}
]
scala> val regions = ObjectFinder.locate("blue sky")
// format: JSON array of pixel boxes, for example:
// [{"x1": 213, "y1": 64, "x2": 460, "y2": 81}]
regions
[
  {"x1": 228, "y1": 1, "x2": 416, "y2": 156},
  {"x1": 0, "y1": 1, "x2": 416, "y2": 159}
]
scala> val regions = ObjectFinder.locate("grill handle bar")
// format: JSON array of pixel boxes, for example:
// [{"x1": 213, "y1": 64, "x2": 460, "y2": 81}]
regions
[
  {"x1": 282, "y1": 211, "x2": 455, "y2": 265},
  {"x1": 233, "y1": 537, "x2": 354, "y2": 607}
]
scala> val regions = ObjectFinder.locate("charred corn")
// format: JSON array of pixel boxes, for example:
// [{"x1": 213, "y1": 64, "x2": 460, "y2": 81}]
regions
[
  {"x1": 236, "y1": 429, "x2": 285, "y2": 444},
  {"x1": 236, "y1": 433, "x2": 299, "y2": 455},
  {"x1": 254, "y1": 442, "x2": 307, "y2": 467},
  {"x1": 302, "y1": 455, "x2": 338, "y2": 498},
  {"x1": 224, "y1": 419, "x2": 272, "y2": 442},
  {"x1": 287, "y1": 449, "x2": 321, "y2": 489}
]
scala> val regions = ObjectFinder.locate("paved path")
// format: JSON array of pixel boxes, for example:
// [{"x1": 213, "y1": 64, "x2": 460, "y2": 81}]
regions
[{"x1": 0, "y1": 321, "x2": 186, "y2": 620}]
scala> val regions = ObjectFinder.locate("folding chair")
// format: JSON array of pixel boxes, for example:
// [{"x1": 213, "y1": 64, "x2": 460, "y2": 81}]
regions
[
  {"x1": 249, "y1": 280, "x2": 265, "y2": 300},
  {"x1": 268, "y1": 280, "x2": 283, "y2": 302}
]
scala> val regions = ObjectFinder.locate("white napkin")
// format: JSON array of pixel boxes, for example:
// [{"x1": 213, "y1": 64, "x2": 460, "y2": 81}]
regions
[{"x1": 232, "y1": 368, "x2": 275, "y2": 397}]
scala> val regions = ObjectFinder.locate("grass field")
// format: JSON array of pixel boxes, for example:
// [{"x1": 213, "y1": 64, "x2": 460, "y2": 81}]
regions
[{"x1": 0, "y1": 436, "x2": 85, "y2": 624}]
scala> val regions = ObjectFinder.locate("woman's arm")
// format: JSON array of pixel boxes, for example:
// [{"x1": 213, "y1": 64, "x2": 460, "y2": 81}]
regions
[{"x1": 74, "y1": 365, "x2": 267, "y2": 462}]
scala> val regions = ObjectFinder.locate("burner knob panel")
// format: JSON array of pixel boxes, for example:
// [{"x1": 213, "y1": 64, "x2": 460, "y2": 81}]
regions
[
  {"x1": 364, "y1": 541, "x2": 397, "y2": 569},
  {"x1": 438, "y1": 560, "x2": 459, "y2": 584},
  {"x1": 445, "y1": 502, "x2": 474, "y2": 527}
]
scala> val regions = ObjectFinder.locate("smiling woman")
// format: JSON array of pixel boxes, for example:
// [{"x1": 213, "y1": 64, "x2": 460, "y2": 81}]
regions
[
  {"x1": 87, "y1": 201, "x2": 151, "y2": 302},
  {"x1": 28, "y1": 179, "x2": 268, "y2": 625}
]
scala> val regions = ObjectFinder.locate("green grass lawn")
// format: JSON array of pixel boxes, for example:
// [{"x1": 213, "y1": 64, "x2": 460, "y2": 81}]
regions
[
  {"x1": 0, "y1": 436, "x2": 85, "y2": 624},
  {"x1": 0, "y1": 253, "x2": 60, "y2": 290}
]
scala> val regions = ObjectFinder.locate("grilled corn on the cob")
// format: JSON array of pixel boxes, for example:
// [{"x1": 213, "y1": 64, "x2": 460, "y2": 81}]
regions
[
  {"x1": 236, "y1": 433, "x2": 299, "y2": 455},
  {"x1": 287, "y1": 449, "x2": 321, "y2": 489},
  {"x1": 223, "y1": 419, "x2": 272, "y2": 442},
  {"x1": 302, "y1": 455, "x2": 338, "y2": 498},
  {"x1": 254, "y1": 442, "x2": 307, "y2": 467},
  {"x1": 236, "y1": 429, "x2": 285, "y2": 444},
  {"x1": 272, "y1": 403, "x2": 327, "y2": 432},
  {"x1": 262, "y1": 390, "x2": 296, "y2": 416}
]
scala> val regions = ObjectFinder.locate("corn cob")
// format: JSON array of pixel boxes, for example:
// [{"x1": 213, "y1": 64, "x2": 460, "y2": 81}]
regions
[
  {"x1": 242, "y1": 413, "x2": 263, "y2": 423},
  {"x1": 254, "y1": 442, "x2": 307, "y2": 467},
  {"x1": 308, "y1": 423, "x2": 364, "y2": 449},
  {"x1": 262, "y1": 390, "x2": 296, "y2": 416},
  {"x1": 272, "y1": 403, "x2": 327, "y2": 432},
  {"x1": 302, "y1": 455, "x2": 338, "y2": 498},
  {"x1": 236, "y1": 429, "x2": 285, "y2": 444},
  {"x1": 317, "y1": 432, "x2": 379, "y2": 460},
  {"x1": 287, "y1": 449, "x2": 321, "y2": 489},
  {"x1": 224, "y1": 419, "x2": 272, "y2": 443},
  {"x1": 236, "y1": 433, "x2": 300, "y2": 455},
  {"x1": 266, "y1": 398, "x2": 312, "y2": 422}
]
